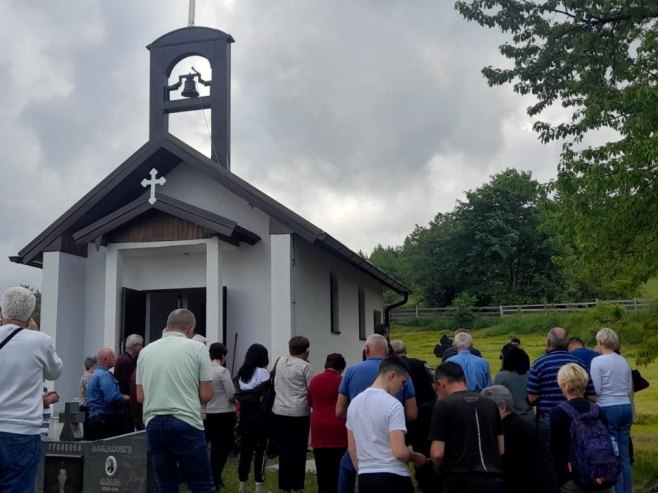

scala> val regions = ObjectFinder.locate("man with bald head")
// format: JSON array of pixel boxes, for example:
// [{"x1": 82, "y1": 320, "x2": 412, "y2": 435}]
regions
[
  {"x1": 86, "y1": 348, "x2": 130, "y2": 440},
  {"x1": 136, "y1": 308, "x2": 215, "y2": 492},
  {"x1": 526, "y1": 327, "x2": 596, "y2": 445}
]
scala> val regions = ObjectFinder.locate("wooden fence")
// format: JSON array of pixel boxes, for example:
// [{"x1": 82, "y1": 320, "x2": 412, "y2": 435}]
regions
[{"x1": 391, "y1": 298, "x2": 654, "y2": 320}]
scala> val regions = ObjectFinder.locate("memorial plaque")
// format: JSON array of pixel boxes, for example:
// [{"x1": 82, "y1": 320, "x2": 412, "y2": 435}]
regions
[
  {"x1": 43, "y1": 455, "x2": 83, "y2": 492},
  {"x1": 38, "y1": 431, "x2": 155, "y2": 493}
]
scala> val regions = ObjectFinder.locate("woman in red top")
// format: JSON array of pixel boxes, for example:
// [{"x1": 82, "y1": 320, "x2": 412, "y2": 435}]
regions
[{"x1": 308, "y1": 353, "x2": 348, "y2": 493}]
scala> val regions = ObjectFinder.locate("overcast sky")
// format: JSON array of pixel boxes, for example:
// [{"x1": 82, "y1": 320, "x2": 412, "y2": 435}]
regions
[{"x1": 0, "y1": 0, "x2": 563, "y2": 291}]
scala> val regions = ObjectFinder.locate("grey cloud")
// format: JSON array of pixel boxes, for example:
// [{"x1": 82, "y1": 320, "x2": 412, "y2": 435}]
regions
[{"x1": 0, "y1": 0, "x2": 559, "y2": 290}]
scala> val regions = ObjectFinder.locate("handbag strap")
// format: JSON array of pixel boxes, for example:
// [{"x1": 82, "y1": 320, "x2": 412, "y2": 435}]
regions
[
  {"x1": 270, "y1": 357, "x2": 281, "y2": 382},
  {"x1": 0, "y1": 327, "x2": 23, "y2": 351}
]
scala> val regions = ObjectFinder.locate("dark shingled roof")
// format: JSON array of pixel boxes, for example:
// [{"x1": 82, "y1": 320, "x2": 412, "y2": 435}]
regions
[{"x1": 11, "y1": 132, "x2": 410, "y2": 295}]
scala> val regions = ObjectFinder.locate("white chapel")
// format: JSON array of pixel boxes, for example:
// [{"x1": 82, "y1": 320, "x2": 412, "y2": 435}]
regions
[{"x1": 11, "y1": 25, "x2": 409, "y2": 402}]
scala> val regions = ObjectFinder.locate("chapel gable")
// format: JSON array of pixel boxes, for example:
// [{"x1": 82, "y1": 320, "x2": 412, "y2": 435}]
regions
[{"x1": 106, "y1": 209, "x2": 215, "y2": 243}]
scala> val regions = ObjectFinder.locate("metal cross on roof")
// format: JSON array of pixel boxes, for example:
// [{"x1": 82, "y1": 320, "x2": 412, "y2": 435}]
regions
[
  {"x1": 188, "y1": 0, "x2": 196, "y2": 26},
  {"x1": 141, "y1": 168, "x2": 167, "y2": 205}
]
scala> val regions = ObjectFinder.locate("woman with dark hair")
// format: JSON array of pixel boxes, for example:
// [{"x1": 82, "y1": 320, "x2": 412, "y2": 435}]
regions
[
  {"x1": 234, "y1": 344, "x2": 270, "y2": 493},
  {"x1": 204, "y1": 342, "x2": 234, "y2": 491},
  {"x1": 272, "y1": 336, "x2": 313, "y2": 493},
  {"x1": 493, "y1": 345, "x2": 534, "y2": 426},
  {"x1": 308, "y1": 353, "x2": 347, "y2": 493}
]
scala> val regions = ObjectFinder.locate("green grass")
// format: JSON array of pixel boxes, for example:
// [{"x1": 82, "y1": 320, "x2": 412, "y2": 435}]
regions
[
  {"x1": 640, "y1": 277, "x2": 658, "y2": 298},
  {"x1": 391, "y1": 320, "x2": 658, "y2": 491},
  {"x1": 181, "y1": 454, "x2": 315, "y2": 492},
  {"x1": 183, "y1": 315, "x2": 658, "y2": 492}
]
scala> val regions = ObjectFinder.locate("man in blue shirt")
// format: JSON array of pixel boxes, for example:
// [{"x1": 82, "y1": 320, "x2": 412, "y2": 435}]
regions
[
  {"x1": 567, "y1": 336, "x2": 600, "y2": 370},
  {"x1": 86, "y1": 348, "x2": 129, "y2": 440},
  {"x1": 445, "y1": 332, "x2": 491, "y2": 392},
  {"x1": 335, "y1": 334, "x2": 417, "y2": 493}
]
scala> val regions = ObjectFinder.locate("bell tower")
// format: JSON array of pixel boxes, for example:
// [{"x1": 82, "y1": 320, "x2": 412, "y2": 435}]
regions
[{"x1": 147, "y1": 26, "x2": 235, "y2": 169}]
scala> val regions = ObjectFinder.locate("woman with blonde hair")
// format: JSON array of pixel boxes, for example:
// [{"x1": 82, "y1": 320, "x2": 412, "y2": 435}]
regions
[
  {"x1": 591, "y1": 328, "x2": 633, "y2": 493},
  {"x1": 549, "y1": 363, "x2": 615, "y2": 493}
]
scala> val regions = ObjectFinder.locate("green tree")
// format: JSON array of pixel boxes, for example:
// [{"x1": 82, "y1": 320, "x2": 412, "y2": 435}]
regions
[
  {"x1": 451, "y1": 169, "x2": 564, "y2": 304},
  {"x1": 368, "y1": 244, "x2": 415, "y2": 304},
  {"x1": 455, "y1": 1, "x2": 658, "y2": 287},
  {"x1": 398, "y1": 169, "x2": 564, "y2": 306},
  {"x1": 19, "y1": 284, "x2": 41, "y2": 325},
  {"x1": 401, "y1": 213, "x2": 467, "y2": 306}
]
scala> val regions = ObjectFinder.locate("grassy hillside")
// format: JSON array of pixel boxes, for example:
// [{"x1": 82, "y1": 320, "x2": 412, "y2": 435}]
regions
[{"x1": 391, "y1": 318, "x2": 658, "y2": 491}]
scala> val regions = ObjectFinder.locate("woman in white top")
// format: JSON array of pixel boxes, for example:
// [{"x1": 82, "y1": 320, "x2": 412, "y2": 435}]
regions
[
  {"x1": 204, "y1": 343, "x2": 235, "y2": 490},
  {"x1": 272, "y1": 336, "x2": 313, "y2": 493},
  {"x1": 591, "y1": 328, "x2": 633, "y2": 493}
]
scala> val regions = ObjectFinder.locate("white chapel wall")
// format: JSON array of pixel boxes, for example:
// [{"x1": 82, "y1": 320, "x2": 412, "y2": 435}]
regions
[
  {"x1": 41, "y1": 251, "x2": 87, "y2": 405},
  {"x1": 121, "y1": 251, "x2": 206, "y2": 291},
  {"x1": 270, "y1": 234, "x2": 293, "y2": 361},
  {"x1": 292, "y1": 237, "x2": 384, "y2": 370},
  {"x1": 84, "y1": 245, "x2": 107, "y2": 358},
  {"x1": 161, "y1": 163, "x2": 275, "y2": 372}
]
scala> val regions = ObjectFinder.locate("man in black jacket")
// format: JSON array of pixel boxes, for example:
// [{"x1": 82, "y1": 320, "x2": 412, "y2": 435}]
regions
[{"x1": 481, "y1": 385, "x2": 559, "y2": 493}]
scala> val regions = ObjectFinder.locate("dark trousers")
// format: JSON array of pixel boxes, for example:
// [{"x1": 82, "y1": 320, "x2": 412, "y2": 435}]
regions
[
  {"x1": 80, "y1": 405, "x2": 91, "y2": 440},
  {"x1": 87, "y1": 413, "x2": 125, "y2": 440},
  {"x1": 314, "y1": 447, "x2": 346, "y2": 493},
  {"x1": 238, "y1": 425, "x2": 267, "y2": 483},
  {"x1": 273, "y1": 414, "x2": 310, "y2": 491},
  {"x1": 358, "y1": 472, "x2": 414, "y2": 493},
  {"x1": 205, "y1": 412, "x2": 235, "y2": 488},
  {"x1": 470, "y1": 482, "x2": 504, "y2": 493}
]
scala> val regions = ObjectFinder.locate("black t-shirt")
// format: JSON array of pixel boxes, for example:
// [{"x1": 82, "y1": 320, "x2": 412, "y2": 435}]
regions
[
  {"x1": 502, "y1": 413, "x2": 559, "y2": 493},
  {"x1": 549, "y1": 397, "x2": 609, "y2": 486},
  {"x1": 404, "y1": 357, "x2": 435, "y2": 407},
  {"x1": 428, "y1": 390, "x2": 503, "y2": 492}
]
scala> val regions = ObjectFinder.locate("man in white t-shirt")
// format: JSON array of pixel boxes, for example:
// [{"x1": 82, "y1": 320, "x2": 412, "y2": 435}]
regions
[{"x1": 346, "y1": 356, "x2": 427, "y2": 493}]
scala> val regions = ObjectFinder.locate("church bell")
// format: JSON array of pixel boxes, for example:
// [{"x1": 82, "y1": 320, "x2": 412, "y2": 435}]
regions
[{"x1": 181, "y1": 76, "x2": 199, "y2": 98}]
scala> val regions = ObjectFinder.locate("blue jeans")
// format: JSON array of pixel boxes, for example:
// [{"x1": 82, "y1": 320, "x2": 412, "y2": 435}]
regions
[
  {"x1": 146, "y1": 415, "x2": 215, "y2": 493},
  {"x1": 338, "y1": 450, "x2": 356, "y2": 493},
  {"x1": 0, "y1": 431, "x2": 41, "y2": 493},
  {"x1": 603, "y1": 404, "x2": 633, "y2": 493}
]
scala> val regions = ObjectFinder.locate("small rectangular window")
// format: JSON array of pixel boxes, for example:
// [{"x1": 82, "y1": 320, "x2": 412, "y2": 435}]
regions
[
  {"x1": 330, "y1": 273, "x2": 340, "y2": 334},
  {"x1": 373, "y1": 309, "x2": 381, "y2": 330},
  {"x1": 358, "y1": 286, "x2": 366, "y2": 340}
]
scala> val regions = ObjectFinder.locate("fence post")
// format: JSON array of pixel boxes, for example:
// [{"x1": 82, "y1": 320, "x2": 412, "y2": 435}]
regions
[
  {"x1": 634, "y1": 298, "x2": 637, "y2": 311},
  {"x1": 415, "y1": 305, "x2": 419, "y2": 318},
  {"x1": 499, "y1": 305, "x2": 504, "y2": 317}
]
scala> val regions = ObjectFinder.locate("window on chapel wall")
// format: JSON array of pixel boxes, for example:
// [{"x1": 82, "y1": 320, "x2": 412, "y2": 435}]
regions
[
  {"x1": 373, "y1": 309, "x2": 382, "y2": 330},
  {"x1": 330, "y1": 272, "x2": 340, "y2": 334},
  {"x1": 358, "y1": 286, "x2": 366, "y2": 340}
]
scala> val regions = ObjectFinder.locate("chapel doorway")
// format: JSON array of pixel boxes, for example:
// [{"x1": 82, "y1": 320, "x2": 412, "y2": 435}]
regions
[{"x1": 121, "y1": 287, "x2": 207, "y2": 346}]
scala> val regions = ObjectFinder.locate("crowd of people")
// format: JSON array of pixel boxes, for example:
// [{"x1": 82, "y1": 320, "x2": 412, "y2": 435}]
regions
[{"x1": 0, "y1": 283, "x2": 642, "y2": 493}]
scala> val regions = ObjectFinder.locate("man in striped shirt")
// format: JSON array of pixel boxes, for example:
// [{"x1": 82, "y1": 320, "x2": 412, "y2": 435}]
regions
[{"x1": 526, "y1": 327, "x2": 596, "y2": 445}]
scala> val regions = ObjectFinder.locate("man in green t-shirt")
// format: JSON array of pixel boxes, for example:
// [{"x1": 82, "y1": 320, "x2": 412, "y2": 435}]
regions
[{"x1": 136, "y1": 309, "x2": 215, "y2": 492}]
